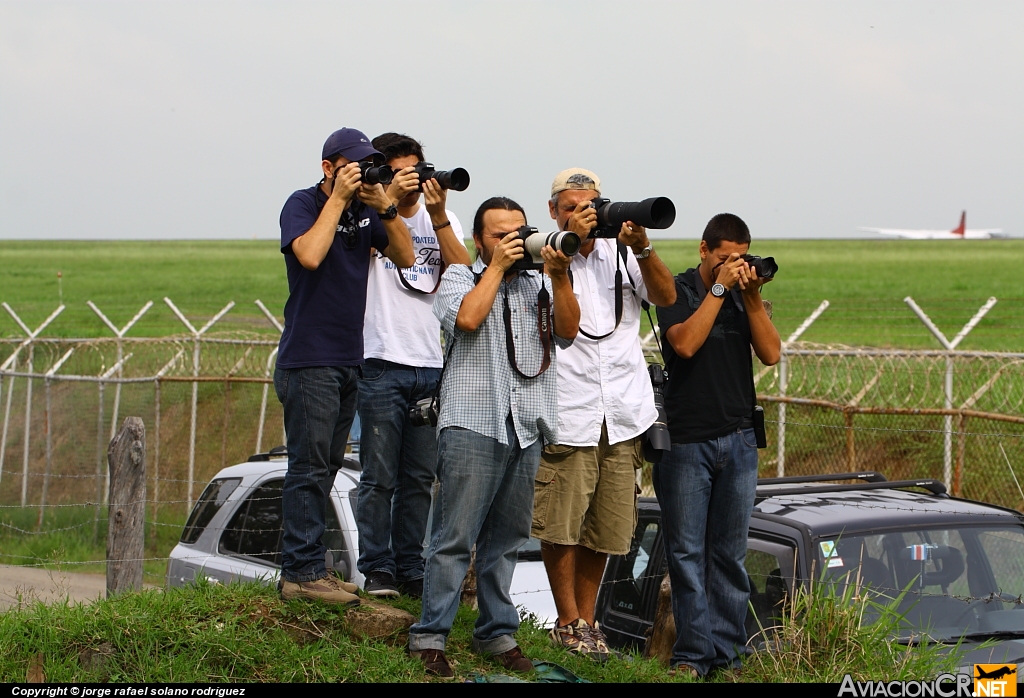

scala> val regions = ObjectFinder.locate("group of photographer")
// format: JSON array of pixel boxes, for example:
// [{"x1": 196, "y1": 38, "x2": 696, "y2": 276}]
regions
[{"x1": 274, "y1": 127, "x2": 781, "y2": 679}]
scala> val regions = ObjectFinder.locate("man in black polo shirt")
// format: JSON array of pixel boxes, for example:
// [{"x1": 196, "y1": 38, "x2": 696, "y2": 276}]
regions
[
  {"x1": 654, "y1": 213, "x2": 780, "y2": 677},
  {"x1": 275, "y1": 127, "x2": 415, "y2": 605}
]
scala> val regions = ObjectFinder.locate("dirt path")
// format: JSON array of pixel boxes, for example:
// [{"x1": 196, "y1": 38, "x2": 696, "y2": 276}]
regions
[{"x1": 0, "y1": 564, "x2": 109, "y2": 609}]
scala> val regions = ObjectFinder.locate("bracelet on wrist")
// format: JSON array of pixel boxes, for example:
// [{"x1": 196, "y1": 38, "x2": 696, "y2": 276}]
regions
[{"x1": 432, "y1": 220, "x2": 451, "y2": 232}]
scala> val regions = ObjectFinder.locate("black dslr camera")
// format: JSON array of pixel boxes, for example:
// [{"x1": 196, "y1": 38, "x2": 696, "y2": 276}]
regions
[
  {"x1": 358, "y1": 160, "x2": 395, "y2": 186},
  {"x1": 643, "y1": 364, "x2": 671, "y2": 463},
  {"x1": 412, "y1": 162, "x2": 471, "y2": 192},
  {"x1": 510, "y1": 225, "x2": 582, "y2": 272},
  {"x1": 740, "y1": 254, "x2": 778, "y2": 280},
  {"x1": 589, "y1": 197, "x2": 677, "y2": 238},
  {"x1": 408, "y1": 397, "x2": 438, "y2": 428}
]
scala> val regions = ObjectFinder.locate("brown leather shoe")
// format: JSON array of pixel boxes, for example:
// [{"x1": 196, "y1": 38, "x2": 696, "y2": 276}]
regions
[
  {"x1": 280, "y1": 575, "x2": 360, "y2": 606},
  {"x1": 490, "y1": 646, "x2": 534, "y2": 673},
  {"x1": 409, "y1": 648, "x2": 454, "y2": 678}
]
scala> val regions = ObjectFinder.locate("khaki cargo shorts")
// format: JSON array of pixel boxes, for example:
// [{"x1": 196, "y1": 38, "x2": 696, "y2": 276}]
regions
[{"x1": 531, "y1": 423, "x2": 642, "y2": 556}]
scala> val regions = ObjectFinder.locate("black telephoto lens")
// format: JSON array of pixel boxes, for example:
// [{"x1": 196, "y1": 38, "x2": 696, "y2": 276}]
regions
[
  {"x1": 433, "y1": 167, "x2": 471, "y2": 192},
  {"x1": 740, "y1": 254, "x2": 778, "y2": 279},
  {"x1": 359, "y1": 162, "x2": 394, "y2": 186},
  {"x1": 591, "y1": 197, "x2": 677, "y2": 237}
]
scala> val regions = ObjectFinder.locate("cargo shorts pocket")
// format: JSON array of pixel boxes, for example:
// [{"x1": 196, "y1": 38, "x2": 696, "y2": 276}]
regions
[
  {"x1": 543, "y1": 443, "x2": 576, "y2": 457},
  {"x1": 531, "y1": 465, "x2": 558, "y2": 531}
]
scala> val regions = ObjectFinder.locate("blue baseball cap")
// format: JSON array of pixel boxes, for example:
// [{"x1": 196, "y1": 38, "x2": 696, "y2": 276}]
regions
[{"x1": 321, "y1": 128, "x2": 382, "y2": 163}]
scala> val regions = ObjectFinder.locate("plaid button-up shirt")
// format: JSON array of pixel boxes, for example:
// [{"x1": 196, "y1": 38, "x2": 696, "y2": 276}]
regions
[{"x1": 433, "y1": 258, "x2": 573, "y2": 447}]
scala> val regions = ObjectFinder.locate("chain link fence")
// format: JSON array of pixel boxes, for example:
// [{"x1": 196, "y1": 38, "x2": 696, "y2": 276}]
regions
[{"x1": 1, "y1": 299, "x2": 1022, "y2": 588}]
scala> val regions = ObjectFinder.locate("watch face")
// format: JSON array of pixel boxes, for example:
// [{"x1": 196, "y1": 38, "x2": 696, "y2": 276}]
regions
[{"x1": 711, "y1": 283, "x2": 726, "y2": 297}]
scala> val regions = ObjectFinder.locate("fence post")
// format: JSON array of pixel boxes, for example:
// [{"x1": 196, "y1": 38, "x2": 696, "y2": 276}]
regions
[
  {"x1": 1, "y1": 304, "x2": 65, "y2": 499},
  {"x1": 905, "y1": 296, "x2": 997, "y2": 489},
  {"x1": 254, "y1": 301, "x2": 284, "y2": 454},
  {"x1": 38, "y1": 349, "x2": 73, "y2": 530},
  {"x1": 163, "y1": 298, "x2": 235, "y2": 509},
  {"x1": 775, "y1": 300, "x2": 830, "y2": 477},
  {"x1": 87, "y1": 301, "x2": 153, "y2": 443},
  {"x1": 107, "y1": 416, "x2": 146, "y2": 597},
  {"x1": 151, "y1": 350, "x2": 184, "y2": 527}
]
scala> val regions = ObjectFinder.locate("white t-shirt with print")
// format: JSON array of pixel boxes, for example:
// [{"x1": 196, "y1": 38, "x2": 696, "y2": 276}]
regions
[{"x1": 363, "y1": 206, "x2": 465, "y2": 368}]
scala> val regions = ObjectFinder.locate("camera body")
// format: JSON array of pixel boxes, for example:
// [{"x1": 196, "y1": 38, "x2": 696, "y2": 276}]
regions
[
  {"x1": 413, "y1": 162, "x2": 471, "y2": 192},
  {"x1": 739, "y1": 254, "x2": 778, "y2": 280},
  {"x1": 509, "y1": 226, "x2": 582, "y2": 271},
  {"x1": 643, "y1": 363, "x2": 671, "y2": 463},
  {"x1": 408, "y1": 397, "x2": 438, "y2": 428},
  {"x1": 588, "y1": 197, "x2": 677, "y2": 238},
  {"x1": 358, "y1": 161, "x2": 395, "y2": 186}
]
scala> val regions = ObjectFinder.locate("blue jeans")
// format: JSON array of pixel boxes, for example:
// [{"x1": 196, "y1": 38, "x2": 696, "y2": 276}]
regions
[
  {"x1": 652, "y1": 427, "x2": 759, "y2": 675},
  {"x1": 356, "y1": 359, "x2": 441, "y2": 581},
  {"x1": 408, "y1": 417, "x2": 541, "y2": 655},
  {"x1": 274, "y1": 366, "x2": 358, "y2": 583}
]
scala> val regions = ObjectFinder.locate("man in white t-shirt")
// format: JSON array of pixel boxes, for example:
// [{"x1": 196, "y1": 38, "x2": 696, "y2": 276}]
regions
[
  {"x1": 356, "y1": 133, "x2": 471, "y2": 598},
  {"x1": 532, "y1": 168, "x2": 677, "y2": 660}
]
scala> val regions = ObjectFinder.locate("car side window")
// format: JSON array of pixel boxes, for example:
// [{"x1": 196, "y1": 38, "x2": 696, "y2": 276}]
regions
[
  {"x1": 217, "y1": 478, "x2": 348, "y2": 572},
  {"x1": 745, "y1": 541, "x2": 794, "y2": 638},
  {"x1": 220, "y1": 479, "x2": 284, "y2": 566},
  {"x1": 608, "y1": 520, "x2": 660, "y2": 617},
  {"x1": 181, "y1": 477, "x2": 241, "y2": 544}
]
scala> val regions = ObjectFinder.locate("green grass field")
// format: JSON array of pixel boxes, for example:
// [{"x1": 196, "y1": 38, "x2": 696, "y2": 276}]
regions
[{"x1": 1, "y1": 239, "x2": 1021, "y2": 350}]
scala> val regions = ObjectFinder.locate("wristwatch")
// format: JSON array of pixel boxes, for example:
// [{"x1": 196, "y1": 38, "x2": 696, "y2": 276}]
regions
[
  {"x1": 378, "y1": 204, "x2": 399, "y2": 220},
  {"x1": 633, "y1": 243, "x2": 653, "y2": 259},
  {"x1": 711, "y1": 282, "x2": 726, "y2": 298}
]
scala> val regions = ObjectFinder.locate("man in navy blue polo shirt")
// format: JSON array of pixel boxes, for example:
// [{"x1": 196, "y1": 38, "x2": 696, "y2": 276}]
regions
[{"x1": 274, "y1": 127, "x2": 415, "y2": 605}]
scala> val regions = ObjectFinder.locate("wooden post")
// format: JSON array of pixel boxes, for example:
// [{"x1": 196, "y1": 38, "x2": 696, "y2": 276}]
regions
[
  {"x1": 845, "y1": 410, "x2": 856, "y2": 470},
  {"x1": 106, "y1": 416, "x2": 146, "y2": 597},
  {"x1": 643, "y1": 573, "x2": 675, "y2": 666},
  {"x1": 953, "y1": 414, "x2": 967, "y2": 497}
]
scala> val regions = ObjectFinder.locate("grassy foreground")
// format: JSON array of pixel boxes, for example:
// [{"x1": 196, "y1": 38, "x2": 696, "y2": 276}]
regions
[
  {"x1": 0, "y1": 579, "x2": 959, "y2": 684},
  {"x1": 0, "y1": 239, "x2": 1021, "y2": 349}
]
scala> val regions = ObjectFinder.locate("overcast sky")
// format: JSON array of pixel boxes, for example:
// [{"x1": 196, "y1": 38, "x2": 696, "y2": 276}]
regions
[{"x1": 1, "y1": 1, "x2": 1021, "y2": 240}]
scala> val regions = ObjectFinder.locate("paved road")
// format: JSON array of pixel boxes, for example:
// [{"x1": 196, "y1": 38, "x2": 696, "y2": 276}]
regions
[{"x1": 0, "y1": 564, "x2": 108, "y2": 609}]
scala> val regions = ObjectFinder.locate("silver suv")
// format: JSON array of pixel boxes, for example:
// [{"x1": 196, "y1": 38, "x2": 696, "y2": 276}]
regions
[{"x1": 165, "y1": 447, "x2": 556, "y2": 624}]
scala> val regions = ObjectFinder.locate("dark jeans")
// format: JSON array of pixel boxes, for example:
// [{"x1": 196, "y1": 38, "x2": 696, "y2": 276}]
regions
[
  {"x1": 355, "y1": 358, "x2": 441, "y2": 581},
  {"x1": 409, "y1": 417, "x2": 541, "y2": 655},
  {"x1": 274, "y1": 365, "x2": 358, "y2": 583},
  {"x1": 652, "y1": 427, "x2": 759, "y2": 675}
]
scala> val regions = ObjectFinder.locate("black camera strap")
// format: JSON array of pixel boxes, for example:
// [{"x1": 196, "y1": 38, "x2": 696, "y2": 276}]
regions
[
  {"x1": 428, "y1": 337, "x2": 457, "y2": 413},
  {"x1": 571, "y1": 242, "x2": 638, "y2": 341},
  {"x1": 395, "y1": 266, "x2": 443, "y2": 295},
  {"x1": 502, "y1": 275, "x2": 552, "y2": 379}
]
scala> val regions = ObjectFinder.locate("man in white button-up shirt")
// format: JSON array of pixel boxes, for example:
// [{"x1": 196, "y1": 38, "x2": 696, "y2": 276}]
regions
[{"x1": 531, "y1": 169, "x2": 677, "y2": 660}]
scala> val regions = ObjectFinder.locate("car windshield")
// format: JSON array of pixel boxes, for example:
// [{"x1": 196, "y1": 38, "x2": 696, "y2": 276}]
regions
[{"x1": 816, "y1": 525, "x2": 1024, "y2": 642}]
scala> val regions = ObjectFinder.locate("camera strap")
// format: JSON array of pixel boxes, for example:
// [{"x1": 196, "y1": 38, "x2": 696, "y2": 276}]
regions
[
  {"x1": 395, "y1": 266, "x2": 443, "y2": 295},
  {"x1": 572, "y1": 242, "x2": 637, "y2": 341},
  {"x1": 429, "y1": 337, "x2": 457, "y2": 412},
  {"x1": 502, "y1": 275, "x2": 552, "y2": 379}
]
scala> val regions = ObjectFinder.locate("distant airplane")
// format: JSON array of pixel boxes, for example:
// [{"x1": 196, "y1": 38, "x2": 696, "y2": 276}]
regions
[{"x1": 860, "y1": 211, "x2": 1006, "y2": 239}]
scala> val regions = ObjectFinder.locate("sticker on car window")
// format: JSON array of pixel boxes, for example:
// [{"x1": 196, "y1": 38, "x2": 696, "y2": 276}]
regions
[
  {"x1": 820, "y1": 540, "x2": 837, "y2": 558},
  {"x1": 907, "y1": 544, "x2": 936, "y2": 561},
  {"x1": 827, "y1": 556, "x2": 844, "y2": 568}
]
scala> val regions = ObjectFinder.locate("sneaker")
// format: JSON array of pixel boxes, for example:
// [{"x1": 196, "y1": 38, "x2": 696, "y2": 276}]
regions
[
  {"x1": 668, "y1": 663, "x2": 700, "y2": 680},
  {"x1": 548, "y1": 618, "x2": 599, "y2": 656},
  {"x1": 364, "y1": 570, "x2": 400, "y2": 598},
  {"x1": 409, "y1": 648, "x2": 454, "y2": 678},
  {"x1": 397, "y1": 577, "x2": 423, "y2": 599},
  {"x1": 280, "y1": 575, "x2": 360, "y2": 606},
  {"x1": 582, "y1": 621, "x2": 621, "y2": 662},
  {"x1": 489, "y1": 646, "x2": 534, "y2": 673}
]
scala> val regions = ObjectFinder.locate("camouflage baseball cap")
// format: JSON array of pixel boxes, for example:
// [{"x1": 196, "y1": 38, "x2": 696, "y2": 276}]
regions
[{"x1": 550, "y1": 168, "x2": 601, "y2": 197}]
